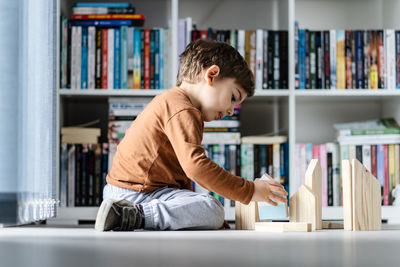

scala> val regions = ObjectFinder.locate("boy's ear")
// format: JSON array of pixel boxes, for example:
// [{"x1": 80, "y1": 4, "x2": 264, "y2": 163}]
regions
[{"x1": 204, "y1": 65, "x2": 220, "y2": 85}]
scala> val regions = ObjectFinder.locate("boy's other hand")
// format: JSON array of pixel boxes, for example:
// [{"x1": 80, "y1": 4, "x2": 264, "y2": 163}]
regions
[{"x1": 251, "y1": 179, "x2": 288, "y2": 205}]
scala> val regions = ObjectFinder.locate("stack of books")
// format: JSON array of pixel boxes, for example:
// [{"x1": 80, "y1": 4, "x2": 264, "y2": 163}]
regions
[{"x1": 335, "y1": 118, "x2": 400, "y2": 205}]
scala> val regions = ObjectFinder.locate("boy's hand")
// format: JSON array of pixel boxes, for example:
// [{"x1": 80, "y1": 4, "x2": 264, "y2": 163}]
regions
[{"x1": 251, "y1": 179, "x2": 288, "y2": 206}]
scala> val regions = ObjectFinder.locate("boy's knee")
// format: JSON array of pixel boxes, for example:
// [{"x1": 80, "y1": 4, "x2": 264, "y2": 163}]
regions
[{"x1": 204, "y1": 194, "x2": 225, "y2": 228}]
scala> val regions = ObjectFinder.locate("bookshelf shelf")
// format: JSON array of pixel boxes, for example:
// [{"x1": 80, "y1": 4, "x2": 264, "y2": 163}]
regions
[
  {"x1": 59, "y1": 88, "x2": 168, "y2": 97},
  {"x1": 54, "y1": 0, "x2": 400, "y2": 224}
]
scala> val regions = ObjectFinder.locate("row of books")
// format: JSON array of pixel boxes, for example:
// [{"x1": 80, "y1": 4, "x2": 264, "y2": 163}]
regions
[
  {"x1": 295, "y1": 24, "x2": 400, "y2": 90},
  {"x1": 178, "y1": 18, "x2": 289, "y2": 90},
  {"x1": 341, "y1": 144, "x2": 399, "y2": 206},
  {"x1": 295, "y1": 140, "x2": 399, "y2": 208},
  {"x1": 61, "y1": 23, "x2": 172, "y2": 90},
  {"x1": 294, "y1": 143, "x2": 341, "y2": 207},
  {"x1": 60, "y1": 143, "x2": 109, "y2": 207}
]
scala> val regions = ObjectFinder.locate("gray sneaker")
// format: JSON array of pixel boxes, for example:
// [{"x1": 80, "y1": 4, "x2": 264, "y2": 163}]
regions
[{"x1": 95, "y1": 199, "x2": 144, "y2": 231}]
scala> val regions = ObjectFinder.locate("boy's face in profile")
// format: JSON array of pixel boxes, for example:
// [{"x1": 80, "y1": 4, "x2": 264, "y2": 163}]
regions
[{"x1": 199, "y1": 76, "x2": 247, "y2": 122}]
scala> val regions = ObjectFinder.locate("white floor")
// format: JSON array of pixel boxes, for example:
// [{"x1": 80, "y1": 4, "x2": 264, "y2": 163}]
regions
[{"x1": 1, "y1": 224, "x2": 400, "y2": 267}]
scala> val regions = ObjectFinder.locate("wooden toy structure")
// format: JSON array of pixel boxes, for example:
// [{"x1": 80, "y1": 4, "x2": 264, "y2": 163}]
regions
[
  {"x1": 235, "y1": 158, "x2": 381, "y2": 232},
  {"x1": 342, "y1": 159, "x2": 381, "y2": 231}
]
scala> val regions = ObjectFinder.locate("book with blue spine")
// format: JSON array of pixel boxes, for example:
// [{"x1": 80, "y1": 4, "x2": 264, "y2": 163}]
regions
[
  {"x1": 74, "y1": 3, "x2": 131, "y2": 8},
  {"x1": 133, "y1": 28, "x2": 141, "y2": 89},
  {"x1": 298, "y1": 29, "x2": 306, "y2": 89},
  {"x1": 120, "y1": 26, "x2": 128, "y2": 89},
  {"x1": 355, "y1": 30, "x2": 364, "y2": 89},
  {"x1": 159, "y1": 28, "x2": 164, "y2": 89},
  {"x1": 330, "y1": 29, "x2": 337, "y2": 89},
  {"x1": 150, "y1": 29, "x2": 155, "y2": 89},
  {"x1": 70, "y1": 20, "x2": 133, "y2": 27},
  {"x1": 81, "y1": 27, "x2": 88, "y2": 89},
  {"x1": 154, "y1": 29, "x2": 160, "y2": 89},
  {"x1": 377, "y1": 144, "x2": 385, "y2": 187},
  {"x1": 114, "y1": 28, "x2": 121, "y2": 89}
]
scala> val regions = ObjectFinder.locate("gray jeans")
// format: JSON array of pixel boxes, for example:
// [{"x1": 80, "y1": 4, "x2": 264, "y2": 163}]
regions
[{"x1": 103, "y1": 183, "x2": 225, "y2": 230}]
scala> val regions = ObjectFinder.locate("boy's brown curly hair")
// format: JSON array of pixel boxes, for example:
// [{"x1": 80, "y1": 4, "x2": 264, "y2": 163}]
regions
[{"x1": 176, "y1": 39, "x2": 255, "y2": 97}]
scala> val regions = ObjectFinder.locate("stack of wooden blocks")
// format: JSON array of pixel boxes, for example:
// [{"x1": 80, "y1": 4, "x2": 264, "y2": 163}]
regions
[{"x1": 236, "y1": 159, "x2": 382, "y2": 232}]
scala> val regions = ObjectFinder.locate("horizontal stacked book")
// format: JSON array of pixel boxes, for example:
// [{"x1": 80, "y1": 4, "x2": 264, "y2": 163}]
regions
[
  {"x1": 335, "y1": 118, "x2": 400, "y2": 206},
  {"x1": 60, "y1": 2, "x2": 172, "y2": 90},
  {"x1": 295, "y1": 22, "x2": 400, "y2": 90},
  {"x1": 60, "y1": 127, "x2": 108, "y2": 207},
  {"x1": 179, "y1": 17, "x2": 289, "y2": 89}
]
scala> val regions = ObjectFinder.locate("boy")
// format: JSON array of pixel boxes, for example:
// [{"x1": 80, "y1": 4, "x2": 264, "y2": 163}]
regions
[{"x1": 95, "y1": 39, "x2": 288, "y2": 231}]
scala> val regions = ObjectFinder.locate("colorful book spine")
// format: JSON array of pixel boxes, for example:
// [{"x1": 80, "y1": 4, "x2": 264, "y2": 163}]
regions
[
  {"x1": 384, "y1": 144, "x2": 389, "y2": 205},
  {"x1": 101, "y1": 28, "x2": 108, "y2": 89},
  {"x1": 319, "y1": 144, "x2": 328, "y2": 207},
  {"x1": 120, "y1": 26, "x2": 128, "y2": 89},
  {"x1": 133, "y1": 28, "x2": 141, "y2": 89},
  {"x1": 88, "y1": 26, "x2": 95, "y2": 89},
  {"x1": 396, "y1": 30, "x2": 400, "y2": 88},
  {"x1": 299, "y1": 29, "x2": 306, "y2": 89},
  {"x1": 81, "y1": 27, "x2": 88, "y2": 89},
  {"x1": 377, "y1": 30, "x2": 385, "y2": 89},
  {"x1": 107, "y1": 28, "x2": 114, "y2": 89},
  {"x1": 70, "y1": 19, "x2": 134, "y2": 27},
  {"x1": 94, "y1": 28, "x2": 101, "y2": 89},
  {"x1": 154, "y1": 29, "x2": 160, "y2": 89},
  {"x1": 386, "y1": 29, "x2": 396, "y2": 89},
  {"x1": 330, "y1": 29, "x2": 337, "y2": 89},
  {"x1": 336, "y1": 30, "x2": 345, "y2": 89},
  {"x1": 114, "y1": 28, "x2": 121, "y2": 89},
  {"x1": 144, "y1": 29, "x2": 150, "y2": 89}
]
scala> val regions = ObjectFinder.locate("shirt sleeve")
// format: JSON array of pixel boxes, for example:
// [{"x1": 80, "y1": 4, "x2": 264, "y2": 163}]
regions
[{"x1": 164, "y1": 108, "x2": 254, "y2": 204}]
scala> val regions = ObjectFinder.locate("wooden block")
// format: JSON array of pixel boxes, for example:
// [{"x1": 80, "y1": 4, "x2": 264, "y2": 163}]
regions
[
  {"x1": 342, "y1": 159, "x2": 353, "y2": 231},
  {"x1": 235, "y1": 201, "x2": 259, "y2": 230},
  {"x1": 304, "y1": 159, "x2": 322, "y2": 230},
  {"x1": 257, "y1": 174, "x2": 289, "y2": 221},
  {"x1": 289, "y1": 184, "x2": 317, "y2": 231},
  {"x1": 352, "y1": 159, "x2": 382, "y2": 231},
  {"x1": 255, "y1": 222, "x2": 312, "y2": 232},
  {"x1": 322, "y1": 221, "x2": 344, "y2": 229}
]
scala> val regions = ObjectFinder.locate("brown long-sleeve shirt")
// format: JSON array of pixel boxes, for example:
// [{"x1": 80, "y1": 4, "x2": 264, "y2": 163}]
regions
[{"x1": 106, "y1": 87, "x2": 254, "y2": 204}]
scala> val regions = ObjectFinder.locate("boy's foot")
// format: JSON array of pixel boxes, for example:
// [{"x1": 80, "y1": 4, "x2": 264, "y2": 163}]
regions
[{"x1": 95, "y1": 199, "x2": 144, "y2": 231}]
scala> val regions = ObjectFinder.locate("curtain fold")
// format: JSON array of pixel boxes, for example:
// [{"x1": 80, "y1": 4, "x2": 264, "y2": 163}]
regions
[{"x1": 0, "y1": 0, "x2": 57, "y2": 225}]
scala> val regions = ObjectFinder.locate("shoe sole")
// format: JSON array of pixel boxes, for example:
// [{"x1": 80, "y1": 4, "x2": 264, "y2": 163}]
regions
[{"x1": 94, "y1": 198, "x2": 116, "y2": 231}]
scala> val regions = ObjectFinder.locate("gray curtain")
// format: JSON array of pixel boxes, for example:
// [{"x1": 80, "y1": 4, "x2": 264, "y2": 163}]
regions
[{"x1": 0, "y1": 0, "x2": 57, "y2": 226}]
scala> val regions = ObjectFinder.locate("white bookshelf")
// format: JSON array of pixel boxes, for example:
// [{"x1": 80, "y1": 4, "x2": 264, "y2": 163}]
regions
[{"x1": 52, "y1": 0, "x2": 400, "y2": 224}]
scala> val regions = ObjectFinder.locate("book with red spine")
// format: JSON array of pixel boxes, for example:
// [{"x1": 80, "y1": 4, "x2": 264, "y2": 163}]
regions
[
  {"x1": 72, "y1": 14, "x2": 145, "y2": 21},
  {"x1": 144, "y1": 29, "x2": 150, "y2": 89},
  {"x1": 101, "y1": 29, "x2": 108, "y2": 89},
  {"x1": 384, "y1": 144, "x2": 389, "y2": 205},
  {"x1": 371, "y1": 145, "x2": 377, "y2": 178}
]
